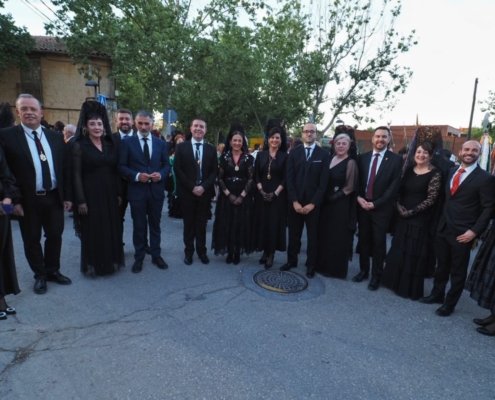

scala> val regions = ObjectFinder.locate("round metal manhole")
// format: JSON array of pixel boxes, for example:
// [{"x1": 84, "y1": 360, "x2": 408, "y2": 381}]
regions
[{"x1": 253, "y1": 270, "x2": 309, "y2": 293}]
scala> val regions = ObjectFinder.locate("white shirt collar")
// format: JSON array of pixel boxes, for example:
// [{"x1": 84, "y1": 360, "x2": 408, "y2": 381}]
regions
[
  {"x1": 137, "y1": 132, "x2": 151, "y2": 140},
  {"x1": 304, "y1": 143, "x2": 316, "y2": 151},
  {"x1": 458, "y1": 163, "x2": 477, "y2": 174},
  {"x1": 372, "y1": 148, "x2": 387, "y2": 157},
  {"x1": 21, "y1": 122, "x2": 42, "y2": 135}
]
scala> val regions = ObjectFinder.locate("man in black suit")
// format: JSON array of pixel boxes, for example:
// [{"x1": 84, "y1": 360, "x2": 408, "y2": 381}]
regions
[
  {"x1": 420, "y1": 140, "x2": 495, "y2": 316},
  {"x1": 119, "y1": 110, "x2": 171, "y2": 273},
  {"x1": 281, "y1": 123, "x2": 330, "y2": 278},
  {"x1": 174, "y1": 117, "x2": 218, "y2": 265},
  {"x1": 0, "y1": 94, "x2": 72, "y2": 294},
  {"x1": 353, "y1": 126, "x2": 402, "y2": 290}
]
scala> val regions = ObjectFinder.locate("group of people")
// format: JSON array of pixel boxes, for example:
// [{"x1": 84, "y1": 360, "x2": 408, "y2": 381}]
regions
[{"x1": 1, "y1": 94, "x2": 495, "y2": 339}]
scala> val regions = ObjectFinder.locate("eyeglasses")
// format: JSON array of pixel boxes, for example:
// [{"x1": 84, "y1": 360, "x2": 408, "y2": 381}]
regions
[{"x1": 302, "y1": 130, "x2": 316, "y2": 135}]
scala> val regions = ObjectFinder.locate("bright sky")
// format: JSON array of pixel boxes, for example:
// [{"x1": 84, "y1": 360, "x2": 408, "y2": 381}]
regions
[{"x1": 4, "y1": 0, "x2": 494, "y2": 129}]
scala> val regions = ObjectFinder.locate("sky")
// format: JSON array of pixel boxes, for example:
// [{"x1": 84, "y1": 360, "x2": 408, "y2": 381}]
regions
[{"x1": 3, "y1": 0, "x2": 494, "y2": 129}]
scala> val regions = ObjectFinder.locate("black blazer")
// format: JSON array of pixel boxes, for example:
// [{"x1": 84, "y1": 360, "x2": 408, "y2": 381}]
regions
[
  {"x1": 357, "y1": 150, "x2": 403, "y2": 213},
  {"x1": 0, "y1": 125, "x2": 71, "y2": 206},
  {"x1": 173, "y1": 141, "x2": 218, "y2": 199},
  {"x1": 286, "y1": 145, "x2": 330, "y2": 206},
  {"x1": 438, "y1": 165, "x2": 495, "y2": 236}
]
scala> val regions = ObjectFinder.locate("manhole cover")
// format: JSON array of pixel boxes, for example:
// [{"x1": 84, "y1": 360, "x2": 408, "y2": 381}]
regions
[{"x1": 253, "y1": 270, "x2": 309, "y2": 293}]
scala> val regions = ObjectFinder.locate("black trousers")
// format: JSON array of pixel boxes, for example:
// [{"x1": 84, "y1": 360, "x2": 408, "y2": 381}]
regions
[
  {"x1": 431, "y1": 228, "x2": 472, "y2": 307},
  {"x1": 287, "y1": 203, "x2": 320, "y2": 267},
  {"x1": 181, "y1": 193, "x2": 211, "y2": 257},
  {"x1": 357, "y1": 207, "x2": 390, "y2": 277},
  {"x1": 18, "y1": 190, "x2": 64, "y2": 279}
]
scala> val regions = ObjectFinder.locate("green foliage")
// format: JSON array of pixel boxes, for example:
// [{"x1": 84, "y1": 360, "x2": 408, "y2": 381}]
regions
[
  {"x1": 0, "y1": 4, "x2": 35, "y2": 72},
  {"x1": 480, "y1": 90, "x2": 495, "y2": 135},
  {"x1": 469, "y1": 127, "x2": 485, "y2": 139}
]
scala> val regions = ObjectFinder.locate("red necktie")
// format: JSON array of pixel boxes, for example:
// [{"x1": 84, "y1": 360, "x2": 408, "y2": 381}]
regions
[
  {"x1": 366, "y1": 153, "x2": 380, "y2": 199},
  {"x1": 451, "y1": 168, "x2": 465, "y2": 195}
]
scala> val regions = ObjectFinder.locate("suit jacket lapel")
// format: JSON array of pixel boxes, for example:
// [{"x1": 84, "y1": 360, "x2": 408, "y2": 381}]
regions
[
  {"x1": 361, "y1": 152, "x2": 372, "y2": 185},
  {"x1": 44, "y1": 129, "x2": 59, "y2": 173},
  {"x1": 133, "y1": 135, "x2": 147, "y2": 164},
  {"x1": 452, "y1": 166, "x2": 479, "y2": 196},
  {"x1": 15, "y1": 125, "x2": 35, "y2": 169},
  {"x1": 374, "y1": 150, "x2": 390, "y2": 181}
]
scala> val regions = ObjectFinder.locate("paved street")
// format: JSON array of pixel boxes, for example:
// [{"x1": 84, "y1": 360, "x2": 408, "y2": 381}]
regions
[{"x1": 1, "y1": 209, "x2": 494, "y2": 399}]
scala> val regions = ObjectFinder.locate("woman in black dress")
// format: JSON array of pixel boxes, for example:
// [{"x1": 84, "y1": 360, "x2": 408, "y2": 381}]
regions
[
  {"x1": 382, "y1": 141, "x2": 441, "y2": 300},
  {"x1": 465, "y1": 223, "x2": 495, "y2": 336},
  {"x1": 167, "y1": 133, "x2": 185, "y2": 218},
  {"x1": 253, "y1": 121, "x2": 288, "y2": 269},
  {"x1": 72, "y1": 101, "x2": 124, "y2": 276},
  {"x1": 212, "y1": 123, "x2": 254, "y2": 265},
  {"x1": 316, "y1": 133, "x2": 358, "y2": 278}
]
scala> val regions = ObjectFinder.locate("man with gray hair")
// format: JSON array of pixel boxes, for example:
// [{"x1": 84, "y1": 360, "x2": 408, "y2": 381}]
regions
[
  {"x1": 63, "y1": 124, "x2": 76, "y2": 143},
  {"x1": 119, "y1": 110, "x2": 171, "y2": 273},
  {"x1": 0, "y1": 94, "x2": 72, "y2": 294}
]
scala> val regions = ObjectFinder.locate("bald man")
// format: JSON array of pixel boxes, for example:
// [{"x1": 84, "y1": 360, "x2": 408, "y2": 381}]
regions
[{"x1": 420, "y1": 141, "x2": 495, "y2": 316}]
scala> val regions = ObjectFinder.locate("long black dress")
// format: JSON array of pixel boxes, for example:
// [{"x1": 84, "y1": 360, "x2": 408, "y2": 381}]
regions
[
  {"x1": 212, "y1": 152, "x2": 255, "y2": 256},
  {"x1": 382, "y1": 167, "x2": 441, "y2": 300},
  {"x1": 465, "y1": 222, "x2": 495, "y2": 313},
  {"x1": 72, "y1": 136, "x2": 125, "y2": 276},
  {"x1": 316, "y1": 157, "x2": 358, "y2": 278},
  {"x1": 0, "y1": 146, "x2": 20, "y2": 297},
  {"x1": 253, "y1": 151, "x2": 287, "y2": 254}
]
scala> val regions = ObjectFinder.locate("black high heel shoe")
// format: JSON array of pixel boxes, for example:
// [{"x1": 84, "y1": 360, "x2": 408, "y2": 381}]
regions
[
  {"x1": 233, "y1": 253, "x2": 240, "y2": 265},
  {"x1": 259, "y1": 252, "x2": 268, "y2": 264},
  {"x1": 265, "y1": 253, "x2": 274, "y2": 269}
]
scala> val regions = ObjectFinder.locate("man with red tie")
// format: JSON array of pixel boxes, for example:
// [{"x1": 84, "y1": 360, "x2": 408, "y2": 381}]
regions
[
  {"x1": 420, "y1": 140, "x2": 495, "y2": 316},
  {"x1": 353, "y1": 127, "x2": 403, "y2": 290}
]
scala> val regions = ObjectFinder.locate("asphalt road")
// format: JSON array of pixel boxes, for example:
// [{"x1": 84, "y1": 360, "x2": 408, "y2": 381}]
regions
[{"x1": 1, "y1": 208, "x2": 494, "y2": 399}]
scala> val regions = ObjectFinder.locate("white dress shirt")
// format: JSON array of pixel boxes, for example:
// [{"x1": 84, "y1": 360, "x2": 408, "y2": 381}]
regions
[
  {"x1": 191, "y1": 139, "x2": 204, "y2": 175},
  {"x1": 304, "y1": 143, "x2": 316, "y2": 159},
  {"x1": 366, "y1": 148, "x2": 388, "y2": 189},
  {"x1": 22, "y1": 123, "x2": 57, "y2": 191},
  {"x1": 450, "y1": 163, "x2": 477, "y2": 188}
]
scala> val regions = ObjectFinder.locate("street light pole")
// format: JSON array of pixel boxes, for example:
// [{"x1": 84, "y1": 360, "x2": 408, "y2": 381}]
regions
[{"x1": 467, "y1": 78, "x2": 479, "y2": 140}]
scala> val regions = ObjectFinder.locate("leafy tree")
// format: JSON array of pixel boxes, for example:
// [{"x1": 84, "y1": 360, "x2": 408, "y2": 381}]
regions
[
  {"x1": 0, "y1": 1, "x2": 35, "y2": 73},
  {"x1": 480, "y1": 90, "x2": 495, "y2": 134}
]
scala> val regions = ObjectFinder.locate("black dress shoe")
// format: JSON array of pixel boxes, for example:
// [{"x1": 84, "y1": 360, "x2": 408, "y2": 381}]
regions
[
  {"x1": 473, "y1": 315, "x2": 495, "y2": 326},
  {"x1": 184, "y1": 255, "x2": 193, "y2": 265},
  {"x1": 280, "y1": 262, "x2": 295, "y2": 271},
  {"x1": 265, "y1": 254, "x2": 274, "y2": 269},
  {"x1": 435, "y1": 304, "x2": 455, "y2": 317},
  {"x1": 226, "y1": 254, "x2": 233, "y2": 264},
  {"x1": 476, "y1": 326, "x2": 495, "y2": 336},
  {"x1": 368, "y1": 277, "x2": 380, "y2": 291},
  {"x1": 144, "y1": 245, "x2": 151, "y2": 254},
  {"x1": 152, "y1": 257, "x2": 169, "y2": 269},
  {"x1": 199, "y1": 254, "x2": 210, "y2": 265},
  {"x1": 351, "y1": 271, "x2": 369, "y2": 283},
  {"x1": 46, "y1": 271, "x2": 72, "y2": 285},
  {"x1": 34, "y1": 277, "x2": 47, "y2": 294},
  {"x1": 419, "y1": 293, "x2": 445, "y2": 304},
  {"x1": 0, "y1": 307, "x2": 16, "y2": 315},
  {"x1": 233, "y1": 253, "x2": 240, "y2": 265},
  {"x1": 132, "y1": 260, "x2": 143, "y2": 273},
  {"x1": 306, "y1": 266, "x2": 316, "y2": 279}
]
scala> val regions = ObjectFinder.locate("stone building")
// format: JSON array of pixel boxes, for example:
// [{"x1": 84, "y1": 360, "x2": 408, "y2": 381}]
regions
[{"x1": 0, "y1": 36, "x2": 114, "y2": 126}]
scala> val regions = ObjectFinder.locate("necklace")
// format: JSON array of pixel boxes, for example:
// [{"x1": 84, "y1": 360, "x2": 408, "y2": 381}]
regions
[
  {"x1": 24, "y1": 129, "x2": 47, "y2": 161},
  {"x1": 233, "y1": 152, "x2": 241, "y2": 171},
  {"x1": 267, "y1": 153, "x2": 276, "y2": 179}
]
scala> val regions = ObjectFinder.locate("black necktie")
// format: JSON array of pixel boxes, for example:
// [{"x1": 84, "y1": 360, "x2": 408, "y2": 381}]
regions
[
  {"x1": 33, "y1": 131, "x2": 52, "y2": 191},
  {"x1": 142, "y1": 137, "x2": 150, "y2": 163},
  {"x1": 306, "y1": 147, "x2": 311, "y2": 161},
  {"x1": 195, "y1": 142, "x2": 202, "y2": 183}
]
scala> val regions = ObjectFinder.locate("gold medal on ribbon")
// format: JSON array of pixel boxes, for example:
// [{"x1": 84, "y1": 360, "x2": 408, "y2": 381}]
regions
[
  {"x1": 197, "y1": 160, "x2": 201, "y2": 165},
  {"x1": 40, "y1": 153, "x2": 47, "y2": 162},
  {"x1": 267, "y1": 174, "x2": 271, "y2": 179},
  {"x1": 235, "y1": 166, "x2": 239, "y2": 171}
]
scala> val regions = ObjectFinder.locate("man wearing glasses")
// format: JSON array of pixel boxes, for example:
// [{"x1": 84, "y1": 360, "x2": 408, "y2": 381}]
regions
[{"x1": 281, "y1": 123, "x2": 330, "y2": 278}]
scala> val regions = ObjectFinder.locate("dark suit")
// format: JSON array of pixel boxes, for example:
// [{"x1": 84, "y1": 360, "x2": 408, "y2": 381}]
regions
[
  {"x1": 431, "y1": 165, "x2": 495, "y2": 307},
  {"x1": 357, "y1": 149, "x2": 402, "y2": 277},
  {"x1": 0, "y1": 125, "x2": 71, "y2": 278},
  {"x1": 174, "y1": 140, "x2": 218, "y2": 257},
  {"x1": 113, "y1": 131, "x2": 136, "y2": 242},
  {"x1": 119, "y1": 134, "x2": 170, "y2": 261},
  {"x1": 286, "y1": 145, "x2": 330, "y2": 267}
]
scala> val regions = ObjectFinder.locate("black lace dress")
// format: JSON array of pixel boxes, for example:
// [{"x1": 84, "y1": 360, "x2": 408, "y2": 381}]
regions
[
  {"x1": 316, "y1": 157, "x2": 357, "y2": 278},
  {"x1": 382, "y1": 167, "x2": 441, "y2": 299},
  {"x1": 465, "y1": 221, "x2": 495, "y2": 314},
  {"x1": 212, "y1": 152, "x2": 255, "y2": 256},
  {"x1": 0, "y1": 146, "x2": 20, "y2": 297},
  {"x1": 72, "y1": 136, "x2": 125, "y2": 276},
  {"x1": 252, "y1": 151, "x2": 287, "y2": 254}
]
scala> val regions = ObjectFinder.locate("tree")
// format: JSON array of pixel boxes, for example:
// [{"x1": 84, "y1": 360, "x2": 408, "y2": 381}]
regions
[
  {"x1": 480, "y1": 90, "x2": 495, "y2": 134},
  {"x1": 303, "y1": 0, "x2": 417, "y2": 134},
  {"x1": 0, "y1": 1, "x2": 35, "y2": 73}
]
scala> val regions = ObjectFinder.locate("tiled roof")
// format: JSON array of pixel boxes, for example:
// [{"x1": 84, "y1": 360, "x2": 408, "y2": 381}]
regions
[{"x1": 32, "y1": 36, "x2": 110, "y2": 58}]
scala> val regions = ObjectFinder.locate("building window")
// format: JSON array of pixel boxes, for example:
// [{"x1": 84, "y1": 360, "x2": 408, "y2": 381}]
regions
[{"x1": 20, "y1": 58, "x2": 43, "y2": 103}]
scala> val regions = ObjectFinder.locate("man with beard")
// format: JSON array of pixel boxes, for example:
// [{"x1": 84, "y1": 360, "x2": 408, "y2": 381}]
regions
[
  {"x1": 420, "y1": 140, "x2": 495, "y2": 316},
  {"x1": 353, "y1": 127, "x2": 403, "y2": 291},
  {"x1": 119, "y1": 110, "x2": 170, "y2": 273}
]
